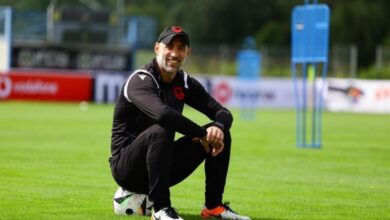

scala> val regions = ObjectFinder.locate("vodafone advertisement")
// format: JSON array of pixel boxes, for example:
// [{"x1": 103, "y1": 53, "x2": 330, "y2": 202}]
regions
[
  {"x1": 196, "y1": 76, "x2": 295, "y2": 108},
  {"x1": 2, "y1": 70, "x2": 390, "y2": 114},
  {"x1": 0, "y1": 71, "x2": 92, "y2": 102}
]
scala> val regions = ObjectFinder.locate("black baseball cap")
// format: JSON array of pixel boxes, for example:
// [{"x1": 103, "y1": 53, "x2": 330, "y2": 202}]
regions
[{"x1": 157, "y1": 26, "x2": 190, "y2": 46}]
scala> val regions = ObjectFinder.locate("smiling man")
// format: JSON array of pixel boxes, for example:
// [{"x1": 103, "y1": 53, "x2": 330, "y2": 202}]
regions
[{"x1": 109, "y1": 26, "x2": 250, "y2": 220}]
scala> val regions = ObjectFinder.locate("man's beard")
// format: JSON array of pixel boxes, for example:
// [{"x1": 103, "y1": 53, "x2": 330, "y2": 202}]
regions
[{"x1": 156, "y1": 54, "x2": 186, "y2": 74}]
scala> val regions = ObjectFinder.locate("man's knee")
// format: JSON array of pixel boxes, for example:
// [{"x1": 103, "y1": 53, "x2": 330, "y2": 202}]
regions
[{"x1": 147, "y1": 124, "x2": 175, "y2": 144}]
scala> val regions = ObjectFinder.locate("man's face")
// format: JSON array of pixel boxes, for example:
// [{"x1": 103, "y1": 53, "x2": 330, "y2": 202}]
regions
[{"x1": 155, "y1": 36, "x2": 190, "y2": 75}]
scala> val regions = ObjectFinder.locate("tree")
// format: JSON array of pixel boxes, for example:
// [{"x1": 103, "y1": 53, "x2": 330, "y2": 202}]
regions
[{"x1": 325, "y1": 0, "x2": 390, "y2": 67}]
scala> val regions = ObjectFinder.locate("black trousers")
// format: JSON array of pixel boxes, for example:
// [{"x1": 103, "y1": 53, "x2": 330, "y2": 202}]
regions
[{"x1": 110, "y1": 124, "x2": 231, "y2": 211}]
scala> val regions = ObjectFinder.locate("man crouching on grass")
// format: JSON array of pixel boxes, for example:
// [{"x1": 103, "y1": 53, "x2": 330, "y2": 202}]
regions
[{"x1": 109, "y1": 26, "x2": 251, "y2": 220}]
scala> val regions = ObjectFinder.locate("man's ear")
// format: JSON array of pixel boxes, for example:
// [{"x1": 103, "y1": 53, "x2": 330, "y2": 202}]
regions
[
  {"x1": 187, "y1": 47, "x2": 192, "y2": 56},
  {"x1": 154, "y1": 42, "x2": 160, "y2": 54}
]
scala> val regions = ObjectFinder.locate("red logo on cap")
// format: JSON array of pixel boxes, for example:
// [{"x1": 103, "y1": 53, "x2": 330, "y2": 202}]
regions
[{"x1": 172, "y1": 26, "x2": 183, "y2": 33}]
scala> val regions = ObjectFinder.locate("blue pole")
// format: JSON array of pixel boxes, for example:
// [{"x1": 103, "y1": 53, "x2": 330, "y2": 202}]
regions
[
  {"x1": 302, "y1": 63, "x2": 308, "y2": 147},
  {"x1": 311, "y1": 63, "x2": 316, "y2": 147},
  {"x1": 319, "y1": 61, "x2": 328, "y2": 147},
  {"x1": 292, "y1": 63, "x2": 300, "y2": 146}
]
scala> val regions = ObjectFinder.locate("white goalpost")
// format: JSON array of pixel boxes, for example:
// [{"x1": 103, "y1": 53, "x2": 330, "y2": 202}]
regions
[{"x1": 0, "y1": 6, "x2": 12, "y2": 72}]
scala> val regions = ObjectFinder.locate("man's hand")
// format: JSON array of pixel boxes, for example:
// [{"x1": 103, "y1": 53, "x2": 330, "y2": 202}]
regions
[{"x1": 193, "y1": 126, "x2": 224, "y2": 156}]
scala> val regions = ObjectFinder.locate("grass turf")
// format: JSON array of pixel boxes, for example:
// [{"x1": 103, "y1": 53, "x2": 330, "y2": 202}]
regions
[{"x1": 0, "y1": 101, "x2": 389, "y2": 220}]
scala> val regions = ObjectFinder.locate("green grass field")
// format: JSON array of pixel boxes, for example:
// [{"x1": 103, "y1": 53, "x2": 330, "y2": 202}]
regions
[{"x1": 0, "y1": 101, "x2": 389, "y2": 220}]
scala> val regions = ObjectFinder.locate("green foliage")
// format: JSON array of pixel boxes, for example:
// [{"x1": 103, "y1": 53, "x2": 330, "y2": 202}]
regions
[
  {"x1": 0, "y1": 101, "x2": 389, "y2": 219},
  {"x1": 358, "y1": 65, "x2": 390, "y2": 79},
  {"x1": 255, "y1": 21, "x2": 286, "y2": 46},
  {"x1": 0, "y1": 0, "x2": 51, "y2": 10},
  {"x1": 328, "y1": 0, "x2": 390, "y2": 67}
]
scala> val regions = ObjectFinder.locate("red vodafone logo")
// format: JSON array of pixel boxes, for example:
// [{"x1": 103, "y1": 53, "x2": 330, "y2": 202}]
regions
[
  {"x1": 213, "y1": 81, "x2": 232, "y2": 104},
  {"x1": 0, "y1": 76, "x2": 12, "y2": 99}
]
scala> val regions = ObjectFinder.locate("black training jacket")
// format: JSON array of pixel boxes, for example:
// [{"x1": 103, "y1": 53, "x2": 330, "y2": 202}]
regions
[{"x1": 110, "y1": 59, "x2": 233, "y2": 156}]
